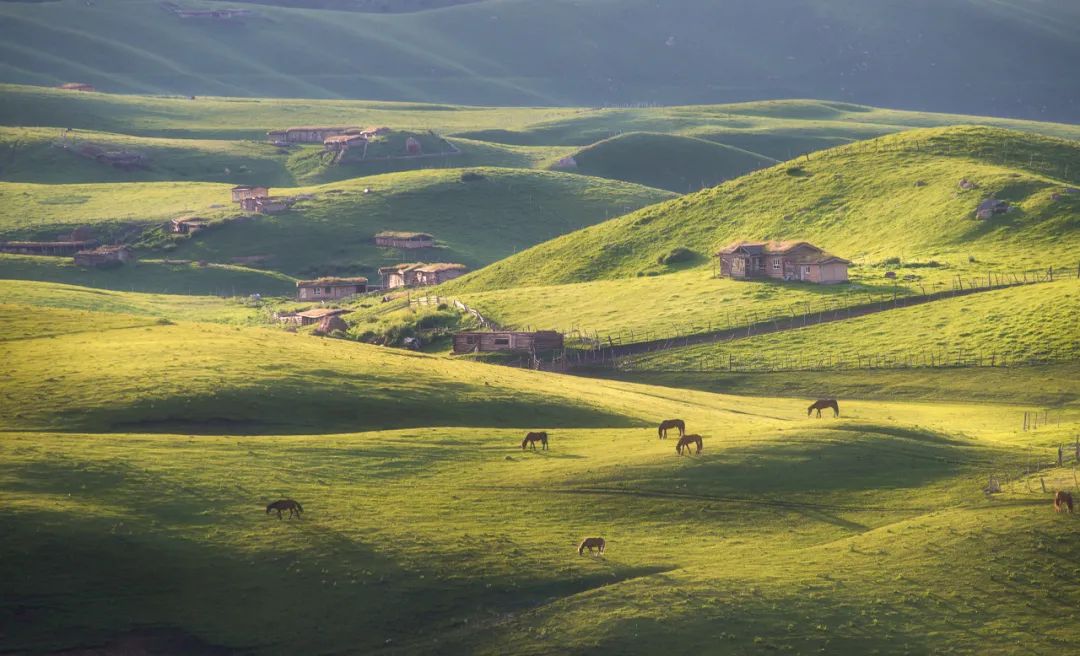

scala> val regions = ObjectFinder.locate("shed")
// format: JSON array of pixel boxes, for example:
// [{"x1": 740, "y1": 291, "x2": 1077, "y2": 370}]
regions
[
  {"x1": 296, "y1": 277, "x2": 368, "y2": 301},
  {"x1": 240, "y1": 196, "x2": 290, "y2": 214},
  {"x1": 324, "y1": 134, "x2": 368, "y2": 151},
  {"x1": 277, "y1": 307, "x2": 350, "y2": 327},
  {"x1": 278, "y1": 126, "x2": 359, "y2": 143},
  {"x1": 73, "y1": 245, "x2": 135, "y2": 268},
  {"x1": 374, "y1": 231, "x2": 436, "y2": 249},
  {"x1": 413, "y1": 263, "x2": 468, "y2": 286},
  {"x1": 0, "y1": 240, "x2": 97, "y2": 256},
  {"x1": 452, "y1": 330, "x2": 563, "y2": 354},
  {"x1": 231, "y1": 185, "x2": 269, "y2": 202},
  {"x1": 170, "y1": 216, "x2": 210, "y2": 234}
]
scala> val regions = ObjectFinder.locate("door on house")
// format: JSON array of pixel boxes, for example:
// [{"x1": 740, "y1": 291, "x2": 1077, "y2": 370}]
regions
[
  {"x1": 750, "y1": 257, "x2": 761, "y2": 274},
  {"x1": 800, "y1": 265, "x2": 811, "y2": 280}
]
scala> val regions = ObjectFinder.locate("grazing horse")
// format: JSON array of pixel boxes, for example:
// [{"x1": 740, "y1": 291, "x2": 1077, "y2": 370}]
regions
[
  {"x1": 807, "y1": 399, "x2": 840, "y2": 418},
  {"x1": 658, "y1": 419, "x2": 686, "y2": 440},
  {"x1": 522, "y1": 431, "x2": 549, "y2": 451},
  {"x1": 578, "y1": 537, "x2": 606, "y2": 555},
  {"x1": 676, "y1": 434, "x2": 703, "y2": 455},
  {"x1": 1054, "y1": 491, "x2": 1074, "y2": 513},
  {"x1": 266, "y1": 499, "x2": 303, "y2": 519}
]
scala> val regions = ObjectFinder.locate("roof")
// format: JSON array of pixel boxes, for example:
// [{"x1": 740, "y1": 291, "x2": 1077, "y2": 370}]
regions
[
  {"x1": 716, "y1": 240, "x2": 822, "y2": 256},
  {"x1": 283, "y1": 126, "x2": 358, "y2": 132},
  {"x1": 76, "y1": 245, "x2": 130, "y2": 255},
  {"x1": 375, "y1": 231, "x2": 435, "y2": 240},
  {"x1": 172, "y1": 216, "x2": 210, "y2": 224},
  {"x1": 792, "y1": 254, "x2": 851, "y2": 265},
  {"x1": 296, "y1": 277, "x2": 368, "y2": 287},
  {"x1": 2, "y1": 240, "x2": 97, "y2": 248},
  {"x1": 456, "y1": 330, "x2": 561, "y2": 337},
  {"x1": 324, "y1": 134, "x2": 368, "y2": 144},
  {"x1": 378, "y1": 262, "x2": 425, "y2": 274},
  {"x1": 295, "y1": 308, "x2": 350, "y2": 319},
  {"x1": 415, "y1": 263, "x2": 467, "y2": 273}
]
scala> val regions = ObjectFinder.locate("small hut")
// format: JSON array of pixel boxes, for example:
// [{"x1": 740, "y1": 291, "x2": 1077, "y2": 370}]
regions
[
  {"x1": 453, "y1": 330, "x2": 563, "y2": 354},
  {"x1": 73, "y1": 245, "x2": 135, "y2": 268},
  {"x1": 374, "y1": 231, "x2": 435, "y2": 249},
  {"x1": 296, "y1": 277, "x2": 368, "y2": 301},
  {"x1": 170, "y1": 217, "x2": 210, "y2": 234},
  {"x1": 231, "y1": 186, "x2": 269, "y2": 202}
]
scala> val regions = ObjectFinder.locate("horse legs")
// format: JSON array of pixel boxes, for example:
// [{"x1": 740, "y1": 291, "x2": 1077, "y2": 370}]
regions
[
  {"x1": 276, "y1": 509, "x2": 283, "y2": 520},
  {"x1": 816, "y1": 408, "x2": 822, "y2": 418}
]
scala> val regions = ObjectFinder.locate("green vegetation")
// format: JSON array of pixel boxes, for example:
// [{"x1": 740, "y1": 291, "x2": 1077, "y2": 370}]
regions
[
  {"x1": 2, "y1": 301, "x2": 1078, "y2": 654},
  {"x1": 623, "y1": 279, "x2": 1080, "y2": 370},
  {"x1": 0, "y1": 0, "x2": 1078, "y2": 120},
  {"x1": 560, "y1": 132, "x2": 776, "y2": 192}
]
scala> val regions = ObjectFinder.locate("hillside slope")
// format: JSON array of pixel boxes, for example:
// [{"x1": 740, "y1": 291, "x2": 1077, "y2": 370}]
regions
[
  {"x1": 449, "y1": 126, "x2": 1080, "y2": 293},
  {"x1": 0, "y1": 0, "x2": 1078, "y2": 120},
  {"x1": 559, "y1": 132, "x2": 776, "y2": 192}
]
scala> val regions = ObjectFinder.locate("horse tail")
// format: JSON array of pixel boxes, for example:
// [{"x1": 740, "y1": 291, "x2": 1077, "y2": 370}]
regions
[{"x1": 295, "y1": 502, "x2": 303, "y2": 513}]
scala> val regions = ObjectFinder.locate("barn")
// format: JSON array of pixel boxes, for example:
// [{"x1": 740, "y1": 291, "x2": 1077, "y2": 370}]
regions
[
  {"x1": 73, "y1": 245, "x2": 135, "y2": 268},
  {"x1": 452, "y1": 330, "x2": 564, "y2": 354},
  {"x1": 231, "y1": 186, "x2": 269, "y2": 202}
]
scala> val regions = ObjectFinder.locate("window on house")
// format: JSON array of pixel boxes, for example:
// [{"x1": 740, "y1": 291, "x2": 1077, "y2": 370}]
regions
[
  {"x1": 466, "y1": 336, "x2": 477, "y2": 344},
  {"x1": 494, "y1": 338, "x2": 511, "y2": 346},
  {"x1": 323, "y1": 287, "x2": 333, "y2": 295},
  {"x1": 802, "y1": 265, "x2": 811, "y2": 276},
  {"x1": 772, "y1": 258, "x2": 781, "y2": 270},
  {"x1": 313, "y1": 287, "x2": 322, "y2": 296}
]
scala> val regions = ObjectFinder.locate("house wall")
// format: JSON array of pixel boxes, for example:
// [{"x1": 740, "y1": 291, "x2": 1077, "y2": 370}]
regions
[
  {"x1": 297, "y1": 284, "x2": 365, "y2": 301},
  {"x1": 453, "y1": 332, "x2": 563, "y2": 354},
  {"x1": 819, "y1": 262, "x2": 848, "y2": 283},
  {"x1": 375, "y1": 237, "x2": 435, "y2": 249}
]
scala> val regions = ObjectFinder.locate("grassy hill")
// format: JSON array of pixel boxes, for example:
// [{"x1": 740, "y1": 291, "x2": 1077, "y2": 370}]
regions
[
  {"x1": 0, "y1": 167, "x2": 671, "y2": 283},
  {"x1": 2, "y1": 300, "x2": 1078, "y2": 653},
  {"x1": 449, "y1": 126, "x2": 1080, "y2": 297},
  {"x1": 622, "y1": 278, "x2": 1080, "y2": 371},
  {"x1": 0, "y1": 1, "x2": 1079, "y2": 120},
  {"x1": 558, "y1": 132, "x2": 776, "y2": 193}
]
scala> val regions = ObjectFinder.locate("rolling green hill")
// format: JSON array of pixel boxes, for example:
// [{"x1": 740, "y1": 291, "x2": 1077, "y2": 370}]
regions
[
  {"x1": 0, "y1": 0, "x2": 1078, "y2": 121},
  {"x1": 0, "y1": 167, "x2": 672, "y2": 282},
  {"x1": 557, "y1": 132, "x2": 776, "y2": 193},
  {"x1": 2, "y1": 300, "x2": 1078, "y2": 654},
  {"x1": 449, "y1": 126, "x2": 1080, "y2": 296}
]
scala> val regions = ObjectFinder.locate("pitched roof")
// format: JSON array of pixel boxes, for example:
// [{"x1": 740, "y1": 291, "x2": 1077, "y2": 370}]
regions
[
  {"x1": 295, "y1": 308, "x2": 350, "y2": 319},
  {"x1": 378, "y1": 262, "x2": 425, "y2": 274},
  {"x1": 716, "y1": 240, "x2": 823, "y2": 256},
  {"x1": 375, "y1": 231, "x2": 434, "y2": 240},
  {"x1": 296, "y1": 277, "x2": 368, "y2": 287},
  {"x1": 415, "y1": 263, "x2": 467, "y2": 273}
]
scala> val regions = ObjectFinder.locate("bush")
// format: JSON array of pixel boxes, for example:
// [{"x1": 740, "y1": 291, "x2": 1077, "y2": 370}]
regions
[
  {"x1": 460, "y1": 171, "x2": 485, "y2": 182},
  {"x1": 657, "y1": 247, "x2": 695, "y2": 265},
  {"x1": 882, "y1": 256, "x2": 901, "y2": 265},
  {"x1": 786, "y1": 166, "x2": 808, "y2": 176}
]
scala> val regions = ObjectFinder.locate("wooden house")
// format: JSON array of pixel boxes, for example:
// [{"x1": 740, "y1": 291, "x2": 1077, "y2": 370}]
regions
[
  {"x1": 170, "y1": 216, "x2": 210, "y2": 234},
  {"x1": 277, "y1": 307, "x2": 349, "y2": 327},
  {"x1": 0, "y1": 239, "x2": 97, "y2": 256},
  {"x1": 231, "y1": 185, "x2": 269, "y2": 202},
  {"x1": 379, "y1": 262, "x2": 467, "y2": 288},
  {"x1": 240, "y1": 196, "x2": 290, "y2": 214},
  {"x1": 716, "y1": 240, "x2": 849, "y2": 284},
  {"x1": 73, "y1": 245, "x2": 134, "y2": 268},
  {"x1": 374, "y1": 231, "x2": 435, "y2": 249},
  {"x1": 296, "y1": 277, "x2": 368, "y2": 301},
  {"x1": 453, "y1": 330, "x2": 564, "y2": 354}
]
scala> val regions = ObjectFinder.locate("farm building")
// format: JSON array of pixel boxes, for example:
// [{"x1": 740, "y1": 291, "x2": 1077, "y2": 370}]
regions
[
  {"x1": 170, "y1": 216, "x2": 210, "y2": 234},
  {"x1": 275, "y1": 127, "x2": 356, "y2": 143},
  {"x1": 453, "y1": 330, "x2": 564, "y2": 354},
  {"x1": 323, "y1": 134, "x2": 368, "y2": 152},
  {"x1": 58, "y1": 82, "x2": 95, "y2": 92},
  {"x1": 374, "y1": 231, "x2": 436, "y2": 249},
  {"x1": 0, "y1": 240, "x2": 97, "y2": 256},
  {"x1": 277, "y1": 307, "x2": 350, "y2": 327},
  {"x1": 716, "y1": 240, "x2": 849, "y2": 284},
  {"x1": 240, "y1": 197, "x2": 290, "y2": 214},
  {"x1": 379, "y1": 262, "x2": 468, "y2": 288},
  {"x1": 73, "y1": 245, "x2": 134, "y2": 268},
  {"x1": 231, "y1": 186, "x2": 269, "y2": 202},
  {"x1": 296, "y1": 277, "x2": 368, "y2": 301}
]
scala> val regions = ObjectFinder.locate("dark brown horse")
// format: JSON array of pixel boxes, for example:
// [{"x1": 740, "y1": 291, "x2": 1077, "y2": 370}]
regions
[
  {"x1": 807, "y1": 399, "x2": 840, "y2": 418},
  {"x1": 676, "y1": 434, "x2": 703, "y2": 455},
  {"x1": 658, "y1": 419, "x2": 686, "y2": 439},
  {"x1": 578, "y1": 537, "x2": 606, "y2": 555},
  {"x1": 1054, "y1": 491, "x2": 1074, "y2": 513},
  {"x1": 266, "y1": 499, "x2": 303, "y2": 519},
  {"x1": 522, "y1": 431, "x2": 549, "y2": 450}
]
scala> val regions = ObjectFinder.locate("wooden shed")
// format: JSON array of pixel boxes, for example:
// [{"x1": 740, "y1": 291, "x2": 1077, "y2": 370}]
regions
[
  {"x1": 73, "y1": 245, "x2": 135, "y2": 268},
  {"x1": 379, "y1": 262, "x2": 467, "y2": 288},
  {"x1": 278, "y1": 126, "x2": 358, "y2": 143},
  {"x1": 374, "y1": 231, "x2": 435, "y2": 249},
  {"x1": 453, "y1": 330, "x2": 564, "y2": 354},
  {"x1": 1, "y1": 240, "x2": 97, "y2": 256},
  {"x1": 231, "y1": 185, "x2": 269, "y2": 202},
  {"x1": 170, "y1": 216, "x2": 210, "y2": 234},
  {"x1": 240, "y1": 197, "x2": 290, "y2": 214},
  {"x1": 296, "y1": 277, "x2": 368, "y2": 301},
  {"x1": 278, "y1": 307, "x2": 350, "y2": 327}
]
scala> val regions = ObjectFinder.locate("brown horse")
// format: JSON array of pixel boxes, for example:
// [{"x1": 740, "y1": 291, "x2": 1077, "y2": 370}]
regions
[
  {"x1": 658, "y1": 419, "x2": 686, "y2": 439},
  {"x1": 676, "y1": 434, "x2": 703, "y2": 455},
  {"x1": 578, "y1": 537, "x2": 606, "y2": 555},
  {"x1": 522, "y1": 431, "x2": 549, "y2": 450},
  {"x1": 1054, "y1": 491, "x2": 1074, "y2": 513},
  {"x1": 266, "y1": 499, "x2": 303, "y2": 519},
  {"x1": 807, "y1": 399, "x2": 840, "y2": 418}
]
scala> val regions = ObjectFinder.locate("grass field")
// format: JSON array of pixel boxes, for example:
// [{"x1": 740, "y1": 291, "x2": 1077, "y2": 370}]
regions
[
  {"x1": 1, "y1": 302, "x2": 1078, "y2": 654},
  {"x1": 621, "y1": 279, "x2": 1080, "y2": 371},
  {"x1": 0, "y1": 0, "x2": 1078, "y2": 120}
]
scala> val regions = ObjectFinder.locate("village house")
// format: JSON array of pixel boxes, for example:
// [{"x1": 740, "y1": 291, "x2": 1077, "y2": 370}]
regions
[
  {"x1": 0, "y1": 239, "x2": 98, "y2": 256},
  {"x1": 239, "y1": 196, "x2": 290, "y2": 214},
  {"x1": 378, "y1": 262, "x2": 468, "y2": 288},
  {"x1": 231, "y1": 185, "x2": 269, "y2": 202},
  {"x1": 277, "y1": 307, "x2": 350, "y2": 327},
  {"x1": 170, "y1": 216, "x2": 210, "y2": 234},
  {"x1": 374, "y1": 231, "x2": 436, "y2": 249},
  {"x1": 73, "y1": 245, "x2": 135, "y2": 268},
  {"x1": 716, "y1": 240, "x2": 849, "y2": 284},
  {"x1": 296, "y1": 277, "x2": 368, "y2": 301},
  {"x1": 58, "y1": 82, "x2": 95, "y2": 92},
  {"x1": 452, "y1": 330, "x2": 564, "y2": 354},
  {"x1": 323, "y1": 134, "x2": 368, "y2": 152}
]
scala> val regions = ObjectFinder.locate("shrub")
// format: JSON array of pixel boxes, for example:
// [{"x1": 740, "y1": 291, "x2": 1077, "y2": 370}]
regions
[
  {"x1": 460, "y1": 171, "x2": 485, "y2": 182},
  {"x1": 786, "y1": 166, "x2": 808, "y2": 176},
  {"x1": 657, "y1": 247, "x2": 695, "y2": 265},
  {"x1": 882, "y1": 256, "x2": 901, "y2": 265}
]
